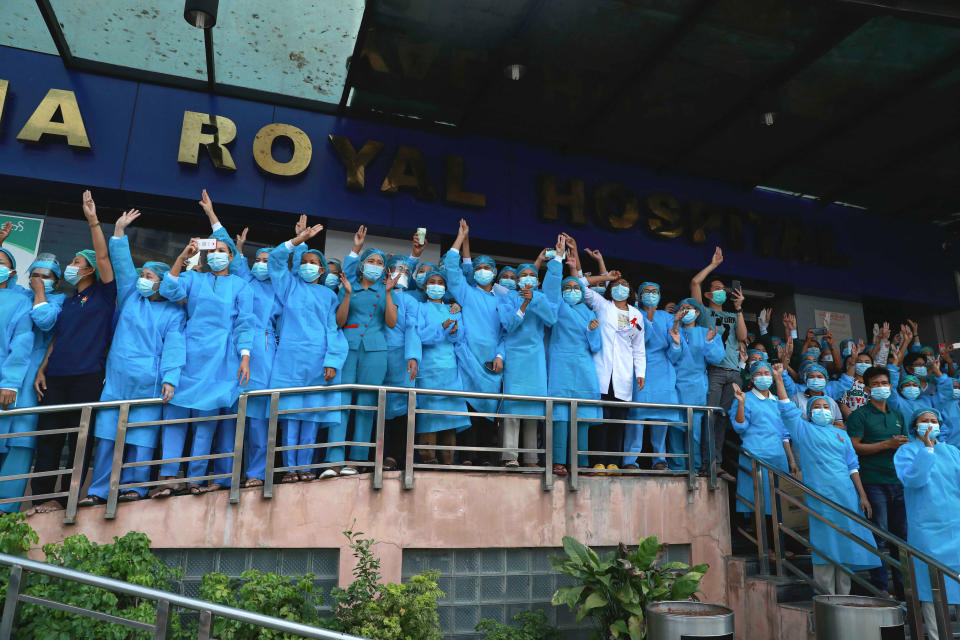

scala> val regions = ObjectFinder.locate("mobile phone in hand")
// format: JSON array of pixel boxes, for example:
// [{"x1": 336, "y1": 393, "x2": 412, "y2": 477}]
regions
[{"x1": 197, "y1": 238, "x2": 217, "y2": 251}]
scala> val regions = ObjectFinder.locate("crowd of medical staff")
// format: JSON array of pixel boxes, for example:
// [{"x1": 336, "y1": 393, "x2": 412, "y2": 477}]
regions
[{"x1": 0, "y1": 191, "x2": 958, "y2": 632}]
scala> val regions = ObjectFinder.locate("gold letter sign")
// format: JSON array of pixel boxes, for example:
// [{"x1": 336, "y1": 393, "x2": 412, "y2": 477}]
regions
[
  {"x1": 539, "y1": 174, "x2": 586, "y2": 225},
  {"x1": 16, "y1": 88, "x2": 91, "y2": 149},
  {"x1": 444, "y1": 155, "x2": 486, "y2": 208},
  {"x1": 177, "y1": 111, "x2": 237, "y2": 171},
  {"x1": 0, "y1": 80, "x2": 8, "y2": 131},
  {"x1": 381, "y1": 146, "x2": 436, "y2": 201},
  {"x1": 253, "y1": 123, "x2": 312, "y2": 176},
  {"x1": 328, "y1": 135, "x2": 384, "y2": 190}
]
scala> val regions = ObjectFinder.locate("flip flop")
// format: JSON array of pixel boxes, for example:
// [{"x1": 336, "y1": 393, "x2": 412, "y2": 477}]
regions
[
  {"x1": 242, "y1": 478, "x2": 264, "y2": 488},
  {"x1": 118, "y1": 492, "x2": 141, "y2": 502},
  {"x1": 78, "y1": 495, "x2": 107, "y2": 507},
  {"x1": 151, "y1": 487, "x2": 175, "y2": 499}
]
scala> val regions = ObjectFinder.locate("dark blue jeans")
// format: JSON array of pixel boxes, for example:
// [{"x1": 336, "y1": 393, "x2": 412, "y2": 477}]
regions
[{"x1": 864, "y1": 483, "x2": 907, "y2": 596}]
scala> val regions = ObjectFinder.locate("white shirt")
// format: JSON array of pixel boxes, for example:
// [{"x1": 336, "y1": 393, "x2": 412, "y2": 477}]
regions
[{"x1": 580, "y1": 280, "x2": 646, "y2": 401}]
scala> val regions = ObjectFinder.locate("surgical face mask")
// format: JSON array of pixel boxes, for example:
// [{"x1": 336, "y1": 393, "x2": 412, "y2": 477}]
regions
[
  {"x1": 590, "y1": 285, "x2": 606, "y2": 295},
  {"x1": 870, "y1": 385, "x2": 892, "y2": 401},
  {"x1": 518, "y1": 275, "x2": 538, "y2": 289},
  {"x1": 640, "y1": 292, "x2": 660, "y2": 308},
  {"x1": 682, "y1": 310, "x2": 697, "y2": 325},
  {"x1": 855, "y1": 362, "x2": 870, "y2": 376},
  {"x1": 41, "y1": 279, "x2": 54, "y2": 293},
  {"x1": 298, "y1": 263, "x2": 321, "y2": 282},
  {"x1": 917, "y1": 422, "x2": 940, "y2": 440},
  {"x1": 324, "y1": 273, "x2": 340, "y2": 289},
  {"x1": 821, "y1": 354, "x2": 833, "y2": 363},
  {"x1": 64, "y1": 265, "x2": 83, "y2": 285},
  {"x1": 809, "y1": 347, "x2": 821, "y2": 359},
  {"x1": 562, "y1": 289, "x2": 582, "y2": 306},
  {"x1": 363, "y1": 263, "x2": 384, "y2": 282},
  {"x1": 0, "y1": 266, "x2": 10, "y2": 284},
  {"x1": 753, "y1": 375, "x2": 773, "y2": 391},
  {"x1": 415, "y1": 272, "x2": 428, "y2": 288},
  {"x1": 611, "y1": 284, "x2": 630, "y2": 301},
  {"x1": 901, "y1": 386, "x2": 921, "y2": 400},
  {"x1": 207, "y1": 252, "x2": 230, "y2": 272},
  {"x1": 709, "y1": 289, "x2": 726, "y2": 305},
  {"x1": 912, "y1": 366, "x2": 928, "y2": 378},
  {"x1": 391, "y1": 271, "x2": 409, "y2": 290},
  {"x1": 499, "y1": 278, "x2": 516, "y2": 291},
  {"x1": 953, "y1": 387, "x2": 960, "y2": 400},
  {"x1": 810, "y1": 408, "x2": 833, "y2": 427},
  {"x1": 842, "y1": 347, "x2": 852, "y2": 357},
  {"x1": 425, "y1": 284, "x2": 445, "y2": 300},
  {"x1": 474, "y1": 268, "x2": 494, "y2": 286},
  {"x1": 251, "y1": 262, "x2": 269, "y2": 281},
  {"x1": 136, "y1": 277, "x2": 157, "y2": 298},
  {"x1": 806, "y1": 377, "x2": 827, "y2": 392}
]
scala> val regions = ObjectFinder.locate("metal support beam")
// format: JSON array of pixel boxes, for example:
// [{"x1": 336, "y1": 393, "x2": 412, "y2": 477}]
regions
[
  {"x1": 576, "y1": 0, "x2": 720, "y2": 134},
  {"x1": 35, "y1": 0, "x2": 73, "y2": 66},
  {"x1": 339, "y1": 1, "x2": 375, "y2": 114},
  {"x1": 204, "y1": 28, "x2": 216, "y2": 90},
  {"x1": 665, "y1": 14, "x2": 866, "y2": 169}
]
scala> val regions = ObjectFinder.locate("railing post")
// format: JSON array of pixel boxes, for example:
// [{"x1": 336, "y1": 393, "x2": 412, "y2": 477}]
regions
[
  {"x1": 706, "y1": 410, "x2": 719, "y2": 491},
  {"x1": 263, "y1": 392, "x2": 280, "y2": 499},
  {"x1": 752, "y1": 458, "x2": 770, "y2": 575},
  {"x1": 154, "y1": 599, "x2": 170, "y2": 640},
  {"x1": 0, "y1": 564, "x2": 22, "y2": 639},
  {"x1": 229, "y1": 394, "x2": 248, "y2": 504},
  {"x1": 104, "y1": 403, "x2": 130, "y2": 520},
  {"x1": 685, "y1": 407, "x2": 696, "y2": 492},
  {"x1": 373, "y1": 388, "x2": 386, "y2": 490},
  {"x1": 403, "y1": 390, "x2": 415, "y2": 490},
  {"x1": 929, "y1": 565, "x2": 952, "y2": 639},
  {"x1": 569, "y1": 401, "x2": 579, "y2": 492},
  {"x1": 64, "y1": 405, "x2": 92, "y2": 525},
  {"x1": 543, "y1": 400, "x2": 553, "y2": 492},
  {"x1": 197, "y1": 609, "x2": 212, "y2": 640},
  {"x1": 899, "y1": 547, "x2": 921, "y2": 639},
  {"x1": 768, "y1": 471, "x2": 784, "y2": 577}
]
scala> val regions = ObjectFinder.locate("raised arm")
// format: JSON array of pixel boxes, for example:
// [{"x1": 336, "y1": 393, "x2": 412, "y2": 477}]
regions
[
  {"x1": 109, "y1": 210, "x2": 142, "y2": 294},
  {"x1": 690, "y1": 246, "x2": 722, "y2": 303},
  {"x1": 81, "y1": 190, "x2": 113, "y2": 284}
]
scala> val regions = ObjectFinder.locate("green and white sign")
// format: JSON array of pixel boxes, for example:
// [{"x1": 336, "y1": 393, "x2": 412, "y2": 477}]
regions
[{"x1": 0, "y1": 212, "x2": 44, "y2": 288}]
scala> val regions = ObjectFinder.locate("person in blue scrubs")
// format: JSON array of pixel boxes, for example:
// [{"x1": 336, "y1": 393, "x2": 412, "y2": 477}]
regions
[
  {"x1": 887, "y1": 372, "x2": 934, "y2": 428},
  {"x1": 324, "y1": 258, "x2": 342, "y2": 292},
  {"x1": 773, "y1": 364, "x2": 879, "y2": 594},
  {"x1": 497, "y1": 238, "x2": 563, "y2": 467},
  {"x1": 672, "y1": 298, "x2": 724, "y2": 472},
  {"x1": 548, "y1": 276, "x2": 602, "y2": 474},
  {"x1": 895, "y1": 408, "x2": 960, "y2": 639},
  {"x1": 31, "y1": 190, "x2": 117, "y2": 514},
  {"x1": 81, "y1": 210, "x2": 187, "y2": 506},
  {"x1": 497, "y1": 266, "x2": 517, "y2": 292},
  {"x1": 334, "y1": 226, "x2": 398, "y2": 474},
  {"x1": 445, "y1": 220, "x2": 504, "y2": 465},
  {"x1": 0, "y1": 249, "x2": 64, "y2": 512},
  {"x1": 413, "y1": 270, "x2": 471, "y2": 463},
  {"x1": 269, "y1": 222, "x2": 348, "y2": 481},
  {"x1": 933, "y1": 369, "x2": 960, "y2": 448},
  {"x1": 626, "y1": 282, "x2": 682, "y2": 471},
  {"x1": 159, "y1": 203, "x2": 255, "y2": 495}
]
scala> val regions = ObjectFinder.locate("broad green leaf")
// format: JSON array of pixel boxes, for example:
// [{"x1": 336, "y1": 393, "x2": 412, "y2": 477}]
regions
[
  {"x1": 562, "y1": 536, "x2": 596, "y2": 568},
  {"x1": 633, "y1": 536, "x2": 660, "y2": 570},
  {"x1": 610, "y1": 620, "x2": 628, "y2": 638},
  {"x1": 670, "y1": 572, "x2": 705, "y2": 600},
  {"x1": 551, "y1": 585, "x2": 585, "y2": 608},
  {"x1": 581, "y1": 591, "x2": 608, "y2": 614},
  {"x1": 627, "y1": 614, "x2": 645, "y2": 640}
]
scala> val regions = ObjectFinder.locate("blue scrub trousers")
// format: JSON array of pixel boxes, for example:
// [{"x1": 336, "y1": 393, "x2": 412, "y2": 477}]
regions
[
  {"x1": 330, "y1": 346, "x2": 387, "y2": 463},
  {"x1": 624, "y1": 424, "x2": 667, "y2": 467},
  {"x1": 161, "y1": 406, "x2": 236, "y2": 486},
  {"x1": 553, "y1": 421, "x2": 590, "y2": 467},
  {"x1": 87, "y1": 438, "x2": 154, "y2": 499},
  {"x1": 281, "y1": 419, "x2": 319, "y2": 470},
  {"x1": 0, "y1": 447, "x2": 34, "y2": 513},
  {"x1": 666, "y1": 427, "x2": 688, "y2": 470},
  {"x1": 245, "y1": 418, "x2": 268, "y2": 481}
]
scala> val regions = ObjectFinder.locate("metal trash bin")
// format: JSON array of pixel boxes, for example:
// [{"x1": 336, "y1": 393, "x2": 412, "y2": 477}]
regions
[
  {"x1": 646, "y1": 601, "x2": 734, "y2": 639},
  {"x1": 813, "y1": 595, "x2": 904, "y2": 640}
]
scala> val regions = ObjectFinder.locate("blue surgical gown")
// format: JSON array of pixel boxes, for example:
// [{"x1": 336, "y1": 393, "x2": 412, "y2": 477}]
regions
[
  {"x1": 934, "y1": 376, "x2": 960, "y2": 448},
  {"x1": 547, "y1": 300, "x2": 603, "y2": 423},
  {"x1": 0, "y1": 289, "x2": 33, "y2": 453},
  {"x1": 778, "y1": 401, "x2": 880, "y2": 569},
  {"x1": 94, "y1": 236, "x2": 187, "y2": 448},
  {"x1": 895, "y1": 441, "x2": 960, "y2": 603},
  {"x1": 731, "y1": 391, "x2": 789, "y2": 515},
  {"x1": 628, "y1": 310, "x2": 682, "y2": 424},
  {"x1": 675, "y1": 325, "x2": 725, "y2": 405},
  {"x1": 414, "y1": 301, "x2": 470, "y2": 434},
  {"x1": 887, "y1": 367, "x2": 934, "y2": 428}
]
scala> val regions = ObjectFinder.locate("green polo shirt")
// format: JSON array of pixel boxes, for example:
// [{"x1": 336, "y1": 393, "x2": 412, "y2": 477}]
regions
[{"x1": 846, "y1": 402, "x2": 906, "y2": 485}]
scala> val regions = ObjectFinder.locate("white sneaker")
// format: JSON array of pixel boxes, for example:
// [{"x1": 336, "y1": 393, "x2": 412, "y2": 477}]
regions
[
  {"x1": 339, "y1": 466, "x2": 359, "y2": 476},
  {"x1": 319, "y1": 469, "x2": 338, "y2": 479}
]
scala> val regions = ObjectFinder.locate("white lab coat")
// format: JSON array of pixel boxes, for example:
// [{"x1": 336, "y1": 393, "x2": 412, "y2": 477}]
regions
[{"x1": 579, "y1": 280, "x2": 646, "y2": 401}]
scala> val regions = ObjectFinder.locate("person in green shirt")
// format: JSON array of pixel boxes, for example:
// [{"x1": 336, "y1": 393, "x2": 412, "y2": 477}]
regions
[{"x1": 846, "y1": 366, "x2": 908, "y2": 599}]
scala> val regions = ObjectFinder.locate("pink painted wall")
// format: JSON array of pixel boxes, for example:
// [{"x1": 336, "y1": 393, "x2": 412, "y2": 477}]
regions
[{"x1": 27, "y1": 472, "x2": 732, "y2": 602}]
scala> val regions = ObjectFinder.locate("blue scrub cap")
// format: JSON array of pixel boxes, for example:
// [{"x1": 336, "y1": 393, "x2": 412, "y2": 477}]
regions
[
  {"x1": 899, "y1": 375, "x2": 921, "y2": 390},
  {"x1": 141, "y1": 261, "x2": 171, "y2": 279},
  {"x1": 327, "y1": 257, "x2": 342, "y2": 268},
  {"x1": 909, "y1": 407, "x2": 942, "y2": 435},
  {"x1": 747, "y1": 349, "x2": 768, "y2": 361},
  {"x1": 804, "y1": 363, "x2": 829, "y2": 379},
  {"x1": 804, "y1": 396, "x2": 834, "y2": 421},
  {"x1": 498, "y1": 265, "x2": 517, "y2": 278},
  {"x1": 0, "y1": 248, "x2": 15, "y2": 271},
  {"x1": 802, "y1": 349, "x2": 819, "y2": 360},
  {"x1": 75, "y1": 249, "x2": 100, "y2": 281},
  {"x1": 561, "y1": 276, "x2": 583, "y2": 293},
  {"x1": 679, "y1": 297, "x2": 703, "y2": 314},
  {"x1": 421, "y1": 266, "x2": 446, "y2": 284},
  {"x1": 749, "y1": 360, "x2": 771, "y2": 376},
  {"x1": 256, "y1": 247, "x2": 271, "y2": 257},
  {"x1": 29, "y1": 257, "x2": 61, "y2": 279},
  {"x1": 639, "y1": 281, "x2": 660, "y2": 293},
  {"x1": 516, "y1": 263, "x2": 538, "y2": 277},
  {"x1": 359, "y1": 247, "x2": 386, "y2": 266},
  {"x1": 908, "y1": 343, "x2": 922, "y2": 353},
  {"x1": 304, "y1": 249, "x2": 326, "y2": 265},
  {"x1": 920, "y1": 345, "x2": 935, "y2": 355},
  {"x1": 416, "y1": 261, "x2": 439, "y2": 275},
  {"x1": 387, "y1": 254, "x2": 407, "y2": 269},
  {"x1": 474, "y1": 255, "x2": 497, "y2": 271}
]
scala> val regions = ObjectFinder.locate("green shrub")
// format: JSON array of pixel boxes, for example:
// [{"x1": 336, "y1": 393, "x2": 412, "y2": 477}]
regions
[
  {"x1": 551, "y1": 535, "x2": 708, "y2": 640},
  {"x1": 476, "y1": 610, "x2": 562, "y2": 640}
]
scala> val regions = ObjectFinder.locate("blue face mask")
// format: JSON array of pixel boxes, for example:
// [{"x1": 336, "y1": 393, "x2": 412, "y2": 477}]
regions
[
  {"x1": 901, "y1": 386, "x2": 921, "y2": 400},
  {"x1": 753, "y1": 375, "x2": 773, "y2": 391},
  {"x1": 562, "y1": 289, "x2": 582, "y2": 306},
  {"x1": 425, "y1": 284, "x2": 445, "y2": 300},
  {"x1": 64, "y1": 265, "x2": 82, "y2": 285},
  {"x1": 682, "y1": 310, "x2": 697, "y2": 325},
  {"x1": 324, "y1": 273, "x2": 340, "y2": 289},
  {"x1": 589, "y1": 285, "x2": 606, "y2": 295},
  {"x1": 953, "y1": 387, "x2": 960, "y2": 400},
  {"x1": 136, "y1": 277, "x2": 157, "y2": 298},
  {"x1": 41, "y1": 279, "x2": 54, "y2": 293},
  {"x1": 299, "y1": 263, "x2": 321, "y2": 282},
  {"x1": 474, "y1": 268, "x2": 494, "y2": 285},
  {"x1": 518, "y1": 275, "x2": 538, "y2": 289},
  {"x1": 499, "y1": 278, "x2": 517, "y2": 291},
  {"x1": 917, "y1": 422, "x2": 940, "y2": 440},
  {"x1": 854, "y1": 362, "x2": 870, "y2": 376},
  {"x1": 415, "y1": 272, "x2": 428, "y2": 288},
  {"x1": 611, "y1": 284, "x2": 630, "y2": 301},
  {"x1": 809, "y1": 347, "x2": 821, "y2": 359},
  {"x1": 0, "y1": 266, "x2": 10, "y2": 284},
  {"x1": 842, "y1": 347, "x2": 852, "y2": 358},
  {"x1": 810, "y1": 408, "x2": 833, "y2": 427},
  {"x1": 207, "y1": 252, "x2": 230, "y2": 272},
  {"x1": 912, "y1": 366, "x2": 928, "y2": 378},
  {"x1": 251, "y1": 262, "x2": 269, "y2": 281},
  {"x1": 806, "y1": 377, "x2": 826, "y2": 392},
  {"x1": 362, "y1": 263, "x2": 384, "y2": 282},
  {"x1": 640, "y1": 292, "x2": 660, "y2": 308},
  {"x1": 870, "y1": 385, "x2": 892, "y2": 401},
  {"x1": 709, "y1": 289, "x2": 726, "y2": 305}
]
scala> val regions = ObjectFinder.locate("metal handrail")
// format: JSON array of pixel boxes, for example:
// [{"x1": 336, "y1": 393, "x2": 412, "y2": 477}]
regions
[
  {"x1": 0, "y1": 383, "x2": 725, "y2": 522},
  {"x1": 733, "y1": 442, "x2": 960, "y2": 639},
  {"x1": 0, "y1": 551, "x2": 364, "y2": 640}
]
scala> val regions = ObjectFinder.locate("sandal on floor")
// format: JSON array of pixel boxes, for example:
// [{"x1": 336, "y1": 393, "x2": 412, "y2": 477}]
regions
[
  {"x1": 188, "y1": 486, "x2": 204, "y2": 496},
  {"x1": 504, "y1": 460, "x2": 520, "y2": 469},
  {"x1": 242, "y1": 478, "x2": 264, "y2": 488},
  {"x1": 552, "y1": 464, "x2": 568, "y2": 476},
  {"x1": 151, "y1": 487, "x2": 175, "y2": 499},
  {"x1": 118, "y1": 491, "x2": 141, "y2": 503},
  {"x1": 78, "y1": 495, "x2": 106, "y2": 507},
  {"x1": 200, "y1": 483, "x2": 224, "y2": 494},
  {"x1": 26, "y1": 500, "x2": 64, "y2": 516},
  {"x1": 280, "y1": 472, "x2": 300, "y2": 484},
  {"x1": 383, "y1": 457, "x2": 399, "y2": 471},
  {"x1": 298, "y1": 471, "x2": 316, "y2": 482},
  {"x1": 319, "y1": 468, "x2": 339, "y2": 479},
  {"x1": 340, "y1": 466, "x2": 359, "y2": 476}
]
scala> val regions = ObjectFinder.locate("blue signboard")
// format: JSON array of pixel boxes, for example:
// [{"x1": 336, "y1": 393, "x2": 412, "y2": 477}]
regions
[{"x1": 0, "y1": 45, "x2": 954, "y2": 305}]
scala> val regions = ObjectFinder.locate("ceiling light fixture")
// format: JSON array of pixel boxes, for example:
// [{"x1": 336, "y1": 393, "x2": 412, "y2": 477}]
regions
[
  {"x1": 762, "y1": 111, "x2": 776, "y2": 126},
  {"x1": 504, "y1": 63, "x2": 526, "y2": 81},
  {"x1": 184, "y1": 0, "x2": 219, "y2": 28}
]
